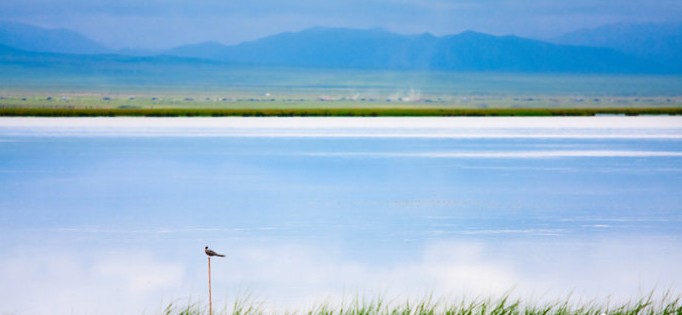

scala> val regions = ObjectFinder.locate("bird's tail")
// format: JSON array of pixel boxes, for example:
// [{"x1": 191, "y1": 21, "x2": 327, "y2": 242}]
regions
[{"x1": 217, "y1": 254, "x2": 225, "y2": 257}]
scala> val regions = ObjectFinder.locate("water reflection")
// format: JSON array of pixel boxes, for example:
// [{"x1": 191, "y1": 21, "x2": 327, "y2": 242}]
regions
[{"x1": 0, "y1": 117, "x2": 681, "y2": 314}]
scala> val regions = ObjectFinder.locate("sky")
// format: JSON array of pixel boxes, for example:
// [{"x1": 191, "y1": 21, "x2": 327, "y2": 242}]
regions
[{"x1": 1, "y1": 0, "x2": 681, "y2": 49}]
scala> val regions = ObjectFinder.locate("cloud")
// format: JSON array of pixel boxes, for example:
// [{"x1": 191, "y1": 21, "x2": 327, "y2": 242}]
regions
[
  {"x1": 211, "y1": 238, "x2": 682, "y2": 311},
  {"x1": 208, "y1": 241, "x2": 521, "y2": 311},
  {"x1": 1, "y1": 237, "x2": 681, "y2": 314},
  {"x1": 0, "y1": 248, "x2": 186, "y2": 315}
]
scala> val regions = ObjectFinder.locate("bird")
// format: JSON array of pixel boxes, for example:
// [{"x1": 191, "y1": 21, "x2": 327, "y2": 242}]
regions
[{"x1": 205, "y1": 246, "x2": 225, "y2": 257}]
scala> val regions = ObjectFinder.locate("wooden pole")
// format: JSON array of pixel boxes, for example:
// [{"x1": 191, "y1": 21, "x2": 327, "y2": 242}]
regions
[{"x1": 208, "y1": 256, "x2": 213, "y2": 315}]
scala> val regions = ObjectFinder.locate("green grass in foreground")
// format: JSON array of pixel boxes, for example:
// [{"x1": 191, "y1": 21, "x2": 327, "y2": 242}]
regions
[
  {"x1": 161, "y1": 295, "x2": 682, "y2": 315},
  {"x1": 1, "y1": 107, "x2": 682, "y2": 117}
]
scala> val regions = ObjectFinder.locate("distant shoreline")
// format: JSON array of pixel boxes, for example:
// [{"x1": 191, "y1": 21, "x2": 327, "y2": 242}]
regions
[{"x1": 1, "y1": 107, "x2": 681, "y2": 117}]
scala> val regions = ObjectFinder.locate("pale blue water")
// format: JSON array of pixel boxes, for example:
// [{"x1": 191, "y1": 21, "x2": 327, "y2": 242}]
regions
[{"x1": 1, "y1": 117, "x2": 681, "y2": 314}]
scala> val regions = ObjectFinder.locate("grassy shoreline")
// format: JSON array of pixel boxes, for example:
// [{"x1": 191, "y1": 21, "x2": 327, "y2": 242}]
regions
[
  {"x1": 1, "y1": 107, "x2": 682, "y2": 117},
  {"x1": 161, "y1": 294, "x2": 682, "y2": 315}
]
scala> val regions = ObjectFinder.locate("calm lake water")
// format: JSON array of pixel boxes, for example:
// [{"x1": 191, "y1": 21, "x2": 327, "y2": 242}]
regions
[{"x1": 1, "y1": 117, "x2": 681, "y2": 314}]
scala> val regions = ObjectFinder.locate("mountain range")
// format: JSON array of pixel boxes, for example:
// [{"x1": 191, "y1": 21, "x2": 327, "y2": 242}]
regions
[
  {"x1": 552, "y1": 22, "x2": 682, "y2": 69},
  {"x1": 1, "y1": 21, "x2": 680, "y2": 73},
  {"x1": 0, "y1": 21, "x2": 110, "y2": 54}
]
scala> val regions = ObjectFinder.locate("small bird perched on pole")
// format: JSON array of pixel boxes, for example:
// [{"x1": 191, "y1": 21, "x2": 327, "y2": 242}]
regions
[
  {"x1": 205, "y1": 246, "x2": 225, "y2": 257},
  {"x1": 205, "y1": 246, "x2": 224, "y2": 315}
]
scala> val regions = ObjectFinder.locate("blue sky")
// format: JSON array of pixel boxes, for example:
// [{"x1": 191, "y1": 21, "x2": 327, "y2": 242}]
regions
[{"x1": 1, "y1": 0, "x2": 681, "y2": 49}]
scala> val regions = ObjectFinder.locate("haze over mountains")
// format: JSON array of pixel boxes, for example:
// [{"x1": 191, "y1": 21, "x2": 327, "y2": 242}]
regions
[
  {"x1": 0, "y1": 21, "x2": 110, "y2": 54},
  {"x1": 1, "y1": 21, "x2": 680, "y2": 73},
  {"x1": 552, "y1": 22, "x2": 682, "y2": 68}
]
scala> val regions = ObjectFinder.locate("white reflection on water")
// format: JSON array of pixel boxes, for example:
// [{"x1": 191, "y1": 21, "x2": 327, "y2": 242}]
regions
[
  {"x1": 306, "y1": 150, "x2": 682, "y2": 158},
  {"x1": 1, "y1": 117, "x2": 682, "y2": 138},
  {"x1": 1, "y1": 117, "x2": 681, "y2": 314},
  {"x1": 2, "y1": 238, "x2": 681, "y2": 315}
]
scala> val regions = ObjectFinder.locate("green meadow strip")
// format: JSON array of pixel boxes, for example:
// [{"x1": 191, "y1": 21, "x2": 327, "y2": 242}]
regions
[{"x1": 0, "y1": 107, "x2": 681, "y2": 117}]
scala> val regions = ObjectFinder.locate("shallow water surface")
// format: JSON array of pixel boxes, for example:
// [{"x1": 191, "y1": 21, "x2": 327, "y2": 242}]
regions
[{"x1": 1, "y1": 117, "x2": 681, "y2": 314}]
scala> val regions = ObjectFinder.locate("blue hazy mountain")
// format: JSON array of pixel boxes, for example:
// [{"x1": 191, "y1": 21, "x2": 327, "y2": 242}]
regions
[
  {"x1": 429, "y1": 31, "x2": 645, "y2": 72},
  {"x1": 553, "y1": 22, "x2": 682, "y2": 70},
  {"x1": 0, "y1": 23, "x2": 671, "y2": 73},
  {"x1": 0, "y1": 21, "x2": 111, "y2": 54},
  {"x1": 166, "y1": 27, "x2": 654, "y2": 72},
  {"x1": 0, "y1": 43, "x2": 213, "y2": 68}
]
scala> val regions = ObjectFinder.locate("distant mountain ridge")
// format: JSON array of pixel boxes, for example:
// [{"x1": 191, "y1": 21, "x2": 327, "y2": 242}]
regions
[
  {"x1": 552, "y1": 22, "x2": 682, "y2": 70},
  {"x1": 0, "y1": 21, "x2": 110, "y2": 54},
  {"x1": 166, "y1": 27, "x2": 653, "y2": 72},
  {"x1": 0, "y1": 21, "x2": 677, "y2": 73}
]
